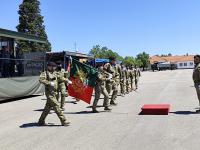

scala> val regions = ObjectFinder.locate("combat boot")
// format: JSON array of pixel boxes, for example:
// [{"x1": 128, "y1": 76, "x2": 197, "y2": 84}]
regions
[
  {"x1": 110, "y1": 101, "x2": 117, "y2": 106},
  {"x1": 92, "y1": 109, "x2": 99, "y2": 113},
  {"x1": 61, "y1": 107, "x2": 65, "y2": 111},
  {"x1": 104, "y1": 107, "x2": 112, "y2": 111},
  {"x1": 38, "y1": 121, "x2": 47, "y2": 126},
  {"x1": 196, "y1": 109, "x2": 200, "y2": 113},
  {"x1": 62, "y1": 121, "x2": 71, "y2": 126}
]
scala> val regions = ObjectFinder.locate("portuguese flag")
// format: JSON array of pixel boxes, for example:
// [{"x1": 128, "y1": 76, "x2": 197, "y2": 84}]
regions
[{"x1": 68, "y1": 58, "x2": 98, "y2": 104}]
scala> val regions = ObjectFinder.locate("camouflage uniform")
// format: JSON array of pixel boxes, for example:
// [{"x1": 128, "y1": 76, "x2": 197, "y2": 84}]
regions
[
  {"x1": 125, "y1": 67, "x2": 130, "y2": 93},
  {"x1": 107, "y1": 64, "x2": 120, "y2": 104},
  {"x1": 134, "y1": 68, "x2": 141, "y2": 89},
  {"x1": 120, "y1": 65, "x2": 126, "y2": 95},
  {"x1": 193, "y1": 63, "x2": 200, "y2": 107},
  {"x1": 93, "y1": 70, "x2": 111, "y2": 112},
  {"x1": 56, "y1": 69, "x2": 69, "y2": 110},
  {"x1": 129, "y1": 67, "x2": 135, "y2": 91},
  {"x1": 38, "y1": 70, "x2": 69, "y2": 126}
]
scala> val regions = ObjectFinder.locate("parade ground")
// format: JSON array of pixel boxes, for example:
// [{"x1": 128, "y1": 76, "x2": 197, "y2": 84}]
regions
[{"x1": 0, "y1": 69, "x2": 199, "y2": 150}]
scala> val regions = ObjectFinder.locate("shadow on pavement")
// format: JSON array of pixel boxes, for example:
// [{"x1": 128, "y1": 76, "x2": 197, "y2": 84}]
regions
[
  {"x1": 86, "y1": 105, "x2": 104, "y2": 108},
  {"x1": 65, "y1": 110, "x2": 106, "y2": 115},
  {"x1": 34, "y1": 109, "x2": 44, "y2": 112},
  {"x1": 170, "y1": 111, "x2": 197, "y2": 115},
  {"x1": 0, "y1": 95, "x2": 41, "y2": 104},
  {"x1": 65, "y1": 101, "x2": 79, "y2": 104},
  {"x1": 20, "y1": 122, "x2": 62, "y2": 128}
]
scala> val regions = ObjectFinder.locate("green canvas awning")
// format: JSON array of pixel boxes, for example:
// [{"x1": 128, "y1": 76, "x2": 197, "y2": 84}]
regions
[{"x1": 0, "y1": 28, "x2": 47, "y2": 43}]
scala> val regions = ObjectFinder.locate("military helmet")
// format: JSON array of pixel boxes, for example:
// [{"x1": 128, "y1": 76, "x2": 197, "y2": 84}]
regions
[{"x1": 47, "y1": 62, "x2": 57, "y2": 67}]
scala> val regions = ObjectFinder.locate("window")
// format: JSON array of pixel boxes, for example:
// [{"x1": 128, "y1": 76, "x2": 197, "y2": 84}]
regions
[
  {"x1": 179, "y1": 63, "x2": 183, "y2": 67},
  {"x1": 190, "y1": 62, "x2": 193, "y2": 66},
  {"x1": 184, "y1": 63, "x2": 187, "y2": 66}
]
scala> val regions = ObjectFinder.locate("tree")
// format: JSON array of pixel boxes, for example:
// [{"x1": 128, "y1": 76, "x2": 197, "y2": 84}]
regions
[
  {"x1": 123, "y1": 56, "x2": 135, "y2": 66},
  {"x1": 89, "y1": 45, "x2": 123, "y2": 61},
  {"x1": 135, "y1": 59, "x2": 143, "y2": 67},
  {"x1": 16, "y1": 0, "x2": 51, "y2": 52},
  {"x1": 168, "y1": 53, "x2": 172, "y2": 56},
  {"x1": 136, "y1": 52, "x2": 150, "y2": 71}
]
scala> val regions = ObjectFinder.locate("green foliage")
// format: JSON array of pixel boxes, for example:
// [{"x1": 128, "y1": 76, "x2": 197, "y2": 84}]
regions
[
  {"x1": 136, "y1": 52, "x2": 150, "y2": 70},
  {"x1": 16, "y1": 0, "x2": 51, "y2": 52},
  {"x1": 158, "y1": 53, "x2": 172, "y2": 57},
  {"x1": 123, "y1": 56, "x2": 135, "y2": 66},
  {"x1": 89, "y1": 45, "x2": 123, "y2": 61},
  {"x1": 90, "y1": 46, "x2": 150, "y2": 70},
  {"x1": 134, "y1": 59, "x2": 143, "y2": 67}
]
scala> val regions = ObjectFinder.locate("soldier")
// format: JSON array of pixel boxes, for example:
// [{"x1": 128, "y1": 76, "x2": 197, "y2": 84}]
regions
[
  {"x1": 56, "y1": 64, "x2": 69, "y2": 111},
  {"x1": 92, "y1": 63, "x2": 112, "y2": 113},
  {"x1": 134, "y1": 66, "x2": 141, "y2": 90},
  {"x1": 193, "y1": 55, "x2": 200, "y2": 113},
  {"x1": 107, "y1": 57, "x2": 121, "y2": 105},
  {"x1": 129, "y1": 65, "x2": 135, "y2": 91},
  {"x1": 120, "y1": 63, "x2": 126, "y2": 96},
  {"x1": 125, "y1": 66, "x2": 130, "y2": 93},
  {"x1": 38, "y1": 62, "x2": 71, "y2": 126},
  {"x1": 105, "y1": 63, "x2": 113, "y2": 95}
]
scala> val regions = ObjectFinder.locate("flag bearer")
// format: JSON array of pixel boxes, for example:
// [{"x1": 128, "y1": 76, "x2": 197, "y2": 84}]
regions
[{"x1": 38, "y1": 62, "x2": 71, "y2": 126}]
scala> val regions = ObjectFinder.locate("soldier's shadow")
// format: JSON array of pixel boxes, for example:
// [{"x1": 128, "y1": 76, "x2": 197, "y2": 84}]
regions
[
  {"x1": 170, "y1": 111, "x2": 197, "y2": 115},
  {"x1": 20, "y1": 122, "x2": 61, "y2": 128},
  {"x1": 86, "y1": 105, "x2": 104, "y2": 108},
  {"x1": 65, "y1": 110, "x2": 106, "y2": 115},
  {"x1": 34, "y1": 109, "x2": 44, "y2": 112}
]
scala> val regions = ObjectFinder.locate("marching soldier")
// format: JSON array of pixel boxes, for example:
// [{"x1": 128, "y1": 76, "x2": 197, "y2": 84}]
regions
[
  {"x1": 92, "y1": 63, "x2": 112, "y2": 113},
  {"x1": 56, "y1": 64, "x2": 70, "y2": 111},
  {"x1": 193, "y1": 55, "x2": 200, "y2": 113},
  {"x1": 38, "y1": 62, "x2": 71, "y2": 126}
]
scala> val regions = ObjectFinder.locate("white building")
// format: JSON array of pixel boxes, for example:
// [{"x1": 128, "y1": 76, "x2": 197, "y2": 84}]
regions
[
  {"x1": 176, "y1": 61, "x2": 194, "y2": 69},
  {"x1": 150, "y1": 55, "x2": 194, "y2": 69}
]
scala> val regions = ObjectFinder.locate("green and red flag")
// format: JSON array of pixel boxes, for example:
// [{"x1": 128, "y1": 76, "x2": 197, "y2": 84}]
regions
[{"x1": 68, "y1": 58, "x2": 98, "y2": 104}]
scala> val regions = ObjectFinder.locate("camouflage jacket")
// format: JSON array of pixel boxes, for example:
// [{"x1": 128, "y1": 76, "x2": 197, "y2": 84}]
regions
[{"x1": 193, "y1": 63, "x2": 200, "y2": 84}]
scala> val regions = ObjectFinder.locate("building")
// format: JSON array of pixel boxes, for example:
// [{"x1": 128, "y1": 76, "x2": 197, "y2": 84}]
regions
[{"x1": 150, "y1": 55, "x2": 194, "y2": 69}]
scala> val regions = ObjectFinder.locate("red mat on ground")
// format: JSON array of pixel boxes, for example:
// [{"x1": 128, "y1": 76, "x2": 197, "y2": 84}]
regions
[{"x1": 140, "y1": 104, "x2": 170, "y2": 115}]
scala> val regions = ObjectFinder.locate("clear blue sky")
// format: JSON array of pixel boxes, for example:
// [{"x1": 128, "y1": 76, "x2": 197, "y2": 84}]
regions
[{"x1": 1, "y1": 0, "x2": 200, "y2": 57}]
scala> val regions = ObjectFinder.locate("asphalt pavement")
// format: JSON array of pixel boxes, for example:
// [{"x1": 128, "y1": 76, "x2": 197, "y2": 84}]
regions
[{"x1": 0, "y1": 69, "x2": 199, "y2": 150}]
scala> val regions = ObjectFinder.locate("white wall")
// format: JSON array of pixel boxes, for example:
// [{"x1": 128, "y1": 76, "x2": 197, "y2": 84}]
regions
[{"x1": 176, "y1": 61, "x2": 194, "y2": 69}]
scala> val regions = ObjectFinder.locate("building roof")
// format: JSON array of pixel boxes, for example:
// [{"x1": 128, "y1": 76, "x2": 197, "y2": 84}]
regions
[
  {"x1": 150, "y1": 55, "x2": 194, "y2": 64},
  {"x1": 0, "y1": 28, "x2": 47, "y2": 43},
  {"x1": 149, "y1": 56, "x2": 167, "y2": 64},
  {"x1": 46, "y1": 51, "x2": 94, "y2": 59},
  {"x1": 65, "y1": 51, "x2": 93, "y2": 59}
]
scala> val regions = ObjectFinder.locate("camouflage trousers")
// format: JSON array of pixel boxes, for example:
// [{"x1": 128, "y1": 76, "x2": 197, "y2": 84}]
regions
[
  {"x1": 130, "y1": 78, "x2": 134, "y2": 91},
  {"x1": 111, "y1": 80, "x2": 119, "y2": 102},
  {"x1": 195, "y1": 85, "x2": 200, "y2": 106},
  {"x1": 126, "y1": 79, "x2": 130, "y2": 93},
  {"x1": 93, "y1": 84, "x2": 109, "y2": 110},
  {"x1": 120, "y1": 79, "x2": 126, "y2": 95},
  {"x1": 56, "y1": 83, "x2": 66, "y2": 109},
  {"x1": 39, "y1": 92, "x2": 66, "y2": 124},
  {"x1": 135, "y1": 77, "x2": 139, "y2": 88}
]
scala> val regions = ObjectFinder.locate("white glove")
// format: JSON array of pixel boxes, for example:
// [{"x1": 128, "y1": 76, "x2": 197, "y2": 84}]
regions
[
  {"x1": 108, "y1": 73, "x2": 113, "y2": 80},
  {"x1": 50, "y1": 82, "x2": 55, "y2": 87},
  {"x1": 68, "y1": 80, "x2": 72, "y2": 84}
]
